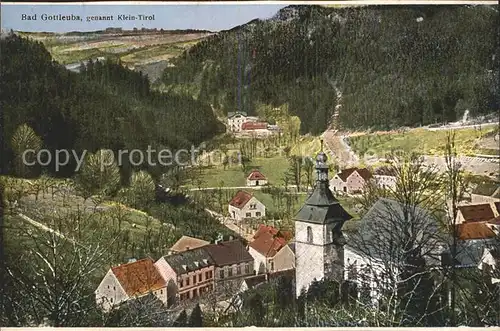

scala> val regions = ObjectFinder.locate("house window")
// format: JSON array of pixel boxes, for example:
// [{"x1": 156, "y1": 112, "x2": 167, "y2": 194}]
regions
[
  {"x1": 160, "y1": 289, "x2": 163, "y2": 295},
  {"x1": 113, "y1": 286, "x2": 116, "y2": 291},
  {"x1": 110, "y1": 298, "x2": 113, "y2": 303},
  {"x1": 228, "y1": 267, "x2": 233, "y2": 277},
  {"x1": 193, "y1": 275, "x2": 197, "y2": 284},
  {"x1": 107, "y1": 285, "x2": 110, "y2": 289},
  {"x1": 246, "y1": 212, "x2": 251, "y2": 218},
  {"x1": 186, "y1": 278, "x2": 190, "y2": 286},
  {"x1": 256, "y1": 212, "x2": 261, "y2": 217},
  {"x1": 220, "y1": 270, "x2": 225, "y2": 279},
  {"x1": 343, "y1": 186, "x2": 347, "y2": 192},
  {"x1": 245, "y1": 264, "x2": 250, "y2": 274},
  {"x1": 237, "y1": 266, "x2": 241, "y2": 275},
  {"x1": 205, "y1": 271, "x2": 209, "y2": 279},
  {"x1": 250, "y1": 204, "x2": 256, "y2": 209},
  {"x1": 199, "y1": 274, "x2": 202, "y2": 282},
  {"x1": 307, "y1": 226, "x2": 313, "y2": 243},
  {"x1": 179, "y1": 279, "x2": 183, "y2": 288},
  {"x1": 270, "y1": 260, "x2": 274, "y2": 272}
]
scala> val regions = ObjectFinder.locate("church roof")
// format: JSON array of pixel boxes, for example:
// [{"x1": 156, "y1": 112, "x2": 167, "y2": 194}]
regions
[{"x1": 293, "y1": 150, "x2": 352, "y2": 225}]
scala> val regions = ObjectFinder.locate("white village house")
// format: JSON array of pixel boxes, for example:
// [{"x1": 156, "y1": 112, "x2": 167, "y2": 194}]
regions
[
  {"x1": 246, "y1": 170, "x2": 268, "y2": 187},
  {"x1": 227, "y1": 112, "x2": 259, "y2": 132},
  {"x1": 329, "y1": 167, "x2": 373, "y2": 195},
  {"x1": 247, "y1": 224, "x2": 295, "y2": 274},
  {"x1": 228, "y1": 190, "x2": 266, "y2": 221},
  {"x1": 95, "y1": 258, "x2": 167, "y2": 312},
  {"x1": 373, "y1": 166, "x2": 397, "y2": 190}
]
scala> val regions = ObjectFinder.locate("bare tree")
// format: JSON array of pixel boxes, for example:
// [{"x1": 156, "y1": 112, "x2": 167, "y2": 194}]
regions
[{"x1": 347, "y1": 151, "x2": 448, "y2": 326}]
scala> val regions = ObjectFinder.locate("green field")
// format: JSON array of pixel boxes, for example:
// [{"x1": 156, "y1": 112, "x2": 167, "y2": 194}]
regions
[
  {"x1": 20, "y1": 32, "x2": 209, "y2": 66},
  {"x1": 187, "y1": 156, "x2": 291, "y2": 188},
  {"x1": 348, "y1": 126, "x2": 498, "y2": 157}
]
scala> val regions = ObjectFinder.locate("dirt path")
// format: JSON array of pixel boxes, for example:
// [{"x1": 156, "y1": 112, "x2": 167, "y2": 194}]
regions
[{"x1": 322, "y1": 130, "x2": 358, "y2": 167}]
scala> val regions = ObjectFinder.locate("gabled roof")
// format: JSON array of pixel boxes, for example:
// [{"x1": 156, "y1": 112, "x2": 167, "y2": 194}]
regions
[
  {"x1": 253, "y1": 224, "x2": 293, "y2": 241},
  {"x1": 373, "y1": 166, "x2": 397, "y2": 177},
  {"x1": 247, "y1": 170, "x2": 266, "y2": 181},
  {"x1": 242, "y1": 122, "x2": 268, "y2": 130},
  {"x1": 472, "y1": 182, "x2": 500, "y2": 197},
  {"x1": 458, "y1": 203, "x2": 495, "y2": 223},
  {"x1": 347, "y1": 198, "x2": 441, "y2": 264},
  {"x1": 169, "y1": 235, "x2": 209, "y2": 253},
  {"x1": 163, "y1": 247, "x2": 214, "y2": 274},
  {"x1": 111, "y1": 258, "x2": 166, "y2": 297},
  {"x1": 229, "y1": 190, "x2": 254, "y2": 209},
  {"x1": 204, "y1": 240, "x2": 253, "y2": 266},
  {"x1": 336, "y1": 167, "x2": 372, "y2": 182},
  {"x1": 228, "y1": 111, "x2": 247, "y2": 118},
  {"x1": 249, "y1": 225, "x2": 292, "y2": 258},
  {"x1": 456, "y1": 222, "x2": 497, "y2": 240}
]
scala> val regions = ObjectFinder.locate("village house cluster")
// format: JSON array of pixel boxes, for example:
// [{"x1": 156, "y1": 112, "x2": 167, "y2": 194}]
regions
[
  {"x1": 227, "y1": 111, "x2": 280, "y2": 137},
  {"x1": 95, "y1": 150, "x2": 500, "y2": 313},
  {"x1": 95, "y1": 226, "x2": 295, "y2": 311}
]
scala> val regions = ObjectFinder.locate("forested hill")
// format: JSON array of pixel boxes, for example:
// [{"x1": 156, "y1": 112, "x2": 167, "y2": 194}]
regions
[
  {"x1": 160, "y1": 5, "x2": 499, "y2": 134},
  {"x1": 1, "y1": 34, "x2": 224, "y2": 177}
]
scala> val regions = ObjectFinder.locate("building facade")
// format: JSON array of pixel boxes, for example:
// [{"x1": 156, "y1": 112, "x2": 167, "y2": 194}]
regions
[
  {"x1": 227, "y1": 111, "x2": 248, "y2": 132},
  {"x1": 228, "y1": 190, "x2": 266, "y2": 221},
  {"x1": 246, "y1": 170, "x2": 268, "y2": 187},
  {"x1": 248, "y1": 225, "x2": 294, "y2": 274},
  {"x1": 204, "y1": 240, "x2": 255, "y2": 297},
  {"x1": 95, "y1": 258, "x2": 167, "y2": 312},
  {"x1": 155, "y1": 248, "x2": 215, "y2": 305},
  {"x1": 329, "y1": 167, "x2": 372, "y2": 195}
]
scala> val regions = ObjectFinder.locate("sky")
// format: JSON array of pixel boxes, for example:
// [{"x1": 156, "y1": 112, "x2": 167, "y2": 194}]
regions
[{"x1": 0, "y1": 3, "x2": 286, "y2": 32}]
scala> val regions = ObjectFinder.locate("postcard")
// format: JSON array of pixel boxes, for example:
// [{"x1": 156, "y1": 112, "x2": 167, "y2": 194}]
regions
[{"x1": 0, "y1": 1, "x2": 499, "y2": 329}]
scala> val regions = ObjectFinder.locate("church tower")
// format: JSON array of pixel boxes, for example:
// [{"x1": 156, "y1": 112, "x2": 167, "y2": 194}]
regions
[{"x1": 294, "y1": 144, "x2": 352, "y2": 297}]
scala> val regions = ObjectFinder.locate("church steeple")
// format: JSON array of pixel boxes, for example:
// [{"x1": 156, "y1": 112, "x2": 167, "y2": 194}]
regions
[
  {"x1": 315, "y1": 140, "x2": 329, "y2": 183},
  {"x1": 294, "y1": 143, "x2": 352, "y2": 223},
  {"x1": 294, "y1": 143, "x2": 353, "y2": 297}
]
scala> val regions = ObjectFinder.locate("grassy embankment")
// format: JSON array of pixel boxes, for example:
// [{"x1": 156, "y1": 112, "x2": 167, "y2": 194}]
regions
[{"x1": 348, "y1": 125, "x2": 498, "y2": 158}]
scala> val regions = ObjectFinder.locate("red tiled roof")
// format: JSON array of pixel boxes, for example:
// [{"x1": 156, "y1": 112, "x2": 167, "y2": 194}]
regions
[
  {"x1": 253, "y1": 224, "x2": 293, "y2": 241},
  {"x1": 242, "y1": 122, "x2": 268, "y2": 130},
  {"x1": 458, "y1": 203, "x2": 495, "y2": 223},
  {"x1": 229, "y1": 190, "x2": 253, "y2": 209},
  {"x1": 249, "y1": 225, "x2": 292, "y2": 257},
  {"x1": 456, "y1": 222, "x2": 497, "y2": 240},
  {"x1": 247, "y1": 170, "x2": 266, "y2": 181},
  {"x1": 111, "y1": 258, "x2": 165, "y2": 297},
  {"x1": 337, "y1": 168, "x2": 372, "y2": 182}
]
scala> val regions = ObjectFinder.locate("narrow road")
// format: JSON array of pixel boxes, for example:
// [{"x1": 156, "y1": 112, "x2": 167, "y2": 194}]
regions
[
  {"x1": 186, "y1": 185, "x2": 298, "y2": 191},
  {"x1": 205, "y1": 208, "x2": 256, "y2": 242},
  {"x1": 17, "y1": 213, "x2": 86, "y2": 248}
]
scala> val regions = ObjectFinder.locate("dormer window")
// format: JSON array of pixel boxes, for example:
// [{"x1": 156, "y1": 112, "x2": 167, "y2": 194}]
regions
[{"x1": 203, "y1": 259, "x2": 208, "y2": 264}]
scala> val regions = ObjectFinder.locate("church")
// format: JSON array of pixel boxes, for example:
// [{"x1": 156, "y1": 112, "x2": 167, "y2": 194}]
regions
[{"x1": 294, "y1": 147, "x2": 352, "y2": 297}]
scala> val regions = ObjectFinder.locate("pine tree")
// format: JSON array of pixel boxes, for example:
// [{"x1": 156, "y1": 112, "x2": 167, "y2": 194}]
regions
[
  {"x1": 174, "y1": 310, "x2": 187, "y2": 327},
  {"x1": 188, "y1": 304, "x2": 203, "y2": 327}
]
